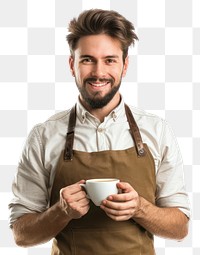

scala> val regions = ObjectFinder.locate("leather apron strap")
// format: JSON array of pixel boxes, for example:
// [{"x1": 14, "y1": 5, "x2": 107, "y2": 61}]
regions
[
  {"x1": 124, "y1": 104, "x2": 145, "y2": 157},
  {"x1": 64, "y1": 105, "x2": 76, "y2": 161},
  {"x1": 64, "y1": 103, "x2": 145, "y2": 160}
]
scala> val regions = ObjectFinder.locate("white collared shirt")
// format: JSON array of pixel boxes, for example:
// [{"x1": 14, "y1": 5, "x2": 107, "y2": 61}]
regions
[{"x1": 9, "y1": 98, "x2": 190, "y2": 226}]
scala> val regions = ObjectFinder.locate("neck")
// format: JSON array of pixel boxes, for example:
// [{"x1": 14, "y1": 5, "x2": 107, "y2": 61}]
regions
[{"x1": 80, "y1": 93, "x2": 121, "y2": 122}]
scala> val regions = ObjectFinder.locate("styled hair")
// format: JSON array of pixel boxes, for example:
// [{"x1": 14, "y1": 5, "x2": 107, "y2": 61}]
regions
[{"x1": 66, "y1": 9, "x2": 138, "y2": 62}]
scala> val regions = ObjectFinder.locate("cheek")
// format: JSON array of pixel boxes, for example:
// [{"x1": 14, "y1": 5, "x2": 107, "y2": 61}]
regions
[
  {"x1": 78, "y1": 67, "x2": 92, "y2": 80},
  {"x1": 113, "y1": 67, "x2": 125, "y2": 79},
  {"x1": 74, "y1": 67, "x2": 84, "y2": 81}
]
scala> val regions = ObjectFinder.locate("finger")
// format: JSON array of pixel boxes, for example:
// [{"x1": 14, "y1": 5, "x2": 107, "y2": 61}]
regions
[
  {"x1": 107, "y1": 191, "x2": 137, "y2": 203},
  {"x1": 77, "y1": 179, "x2": 86, "y2": 184},
  {"x1": 66, "y1": 200, "x2": 90, "y2": 219},
  {"x1": 105, "y1": 213, "x2": 132, "y2": 222},
  {"x1": 101, "y1": 199, "x2": 136, "y2": 211},
  {"x1": 73, "y1": 190, "x2": 88, "y2": 200},
  {"x1": 103, "y1": 206, "x2": 134, "y2": 216},
  {"x1": 117, "y1": 182, "x2": 135, "y2": 193},
  {"x1": 64, "y1": 190, "x2": 88, "y2": 204},
  {"x1": 61, "y1": 185, "x2": 88, "y2": 203},
  {"x1": 77, "y1": 196, "x2": 90, "y2": 207},
  {"x1": 62, "y1": 180, "x2": 86, "y2": 196},
  {"x1": 101, "y1": 206, "x2": 135, "y2": 221},
  {"x1": 69, "y1": 198, "x2": 90, "y2": 211}
]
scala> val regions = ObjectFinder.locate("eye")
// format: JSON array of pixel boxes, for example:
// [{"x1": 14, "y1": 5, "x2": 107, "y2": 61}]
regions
[
  {"x1": 106, "y1": 58, "x2": 117, "y2": 64},
  {"x1": 81, "y1": 58, "x2": 94, "y2": 64}
]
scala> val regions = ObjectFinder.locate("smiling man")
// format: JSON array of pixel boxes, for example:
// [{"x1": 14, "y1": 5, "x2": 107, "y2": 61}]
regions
[{"x1": 9, "y1": 9, "x2": 190, "y2": 255}]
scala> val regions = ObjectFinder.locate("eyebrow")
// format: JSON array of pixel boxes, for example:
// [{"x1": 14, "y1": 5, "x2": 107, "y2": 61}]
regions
[{"x1": 79, "y1": 55, "x2": 119, "y2": 59}]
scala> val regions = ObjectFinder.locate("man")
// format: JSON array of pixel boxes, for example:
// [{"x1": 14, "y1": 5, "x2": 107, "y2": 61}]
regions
[{"x1": 9, "y1": 9, "x2": 190, "y2": 255}]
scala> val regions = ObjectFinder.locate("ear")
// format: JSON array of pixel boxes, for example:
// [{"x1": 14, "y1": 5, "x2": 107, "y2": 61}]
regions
[
  {"x1": 69, "y1": 56, "x2": 75, "y2": 77},
  {"x1": 122, "y1": 56, "x2": 129, "y2": 77}
]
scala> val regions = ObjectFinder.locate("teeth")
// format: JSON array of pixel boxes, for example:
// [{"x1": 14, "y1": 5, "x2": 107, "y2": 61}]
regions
[
  {"x1": 92, "y1": 83, "x2": 105, "y2": 87},
  {"x1": 89, "y1": 82, "x2": 109, "y2": 87}
]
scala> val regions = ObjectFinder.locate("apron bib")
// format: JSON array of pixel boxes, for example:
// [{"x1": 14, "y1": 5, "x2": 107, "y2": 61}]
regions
[{"x1": 50, "y1": 104, "x2": 156, "y2": 255}]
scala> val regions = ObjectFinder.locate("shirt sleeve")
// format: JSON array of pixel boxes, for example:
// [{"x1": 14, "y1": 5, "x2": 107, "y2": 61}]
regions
[
  {"x1": 155, "y1": 121, "x2": 190, "y2": 218},
  {"x1": 8, "y1": 125, "x2": 50, "y2": 227}
]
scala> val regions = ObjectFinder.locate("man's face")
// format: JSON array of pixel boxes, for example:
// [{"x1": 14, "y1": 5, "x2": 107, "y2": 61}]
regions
[{"x1": 69, "y1": 34, "x2": 128, "y2": 109}]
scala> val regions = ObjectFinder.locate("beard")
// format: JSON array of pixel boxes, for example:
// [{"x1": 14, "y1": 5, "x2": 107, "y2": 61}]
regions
[{"x1": 76, "y1": 77, "x2": 121, "y2": 109}]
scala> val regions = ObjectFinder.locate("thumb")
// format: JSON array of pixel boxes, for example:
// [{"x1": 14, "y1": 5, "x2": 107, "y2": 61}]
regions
[
  {"x1": 77, "y1": 179, "x2": 86, "y2": 184},
  {"x1": 117, "y1": 182, "x2": 134, "y2": 193}
]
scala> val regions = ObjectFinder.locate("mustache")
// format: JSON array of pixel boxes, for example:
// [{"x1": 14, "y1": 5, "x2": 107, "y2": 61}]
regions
[{"x1": 84, "y1": 78, "x2": 114, "y2": 83}]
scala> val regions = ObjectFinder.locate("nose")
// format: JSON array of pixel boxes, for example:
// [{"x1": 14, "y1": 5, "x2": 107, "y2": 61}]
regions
[{"x1": 91, "y1": 61, "x2": 106, "y2": 77}]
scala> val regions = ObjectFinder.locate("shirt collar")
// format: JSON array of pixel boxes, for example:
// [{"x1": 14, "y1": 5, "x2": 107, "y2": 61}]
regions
[{"x1": 76, "y1": 96, "x2": 125, "y2": 124}]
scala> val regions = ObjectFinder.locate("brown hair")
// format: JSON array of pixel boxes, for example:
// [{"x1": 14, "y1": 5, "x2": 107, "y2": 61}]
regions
[{"x1": 67, "y1": 9, "x2": 138, "y2": 62}]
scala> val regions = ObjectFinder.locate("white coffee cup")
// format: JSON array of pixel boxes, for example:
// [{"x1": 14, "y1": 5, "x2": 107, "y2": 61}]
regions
[{"x1": 81, "y1": 178, "x2": 120, "y2": 206}]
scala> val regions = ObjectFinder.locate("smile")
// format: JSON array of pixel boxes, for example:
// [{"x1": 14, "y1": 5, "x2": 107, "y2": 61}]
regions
[{"x1": 88, "y1": 81, "x2": 110, "y2": 87}]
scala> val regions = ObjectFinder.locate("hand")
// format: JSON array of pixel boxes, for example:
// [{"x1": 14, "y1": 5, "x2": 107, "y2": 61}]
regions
[
  {"x1": 60, "y1": 180, "x2": 90, "y2": 220},
  {"x1": 100, "y1": 182, "x2": 141, "y2": 221}
]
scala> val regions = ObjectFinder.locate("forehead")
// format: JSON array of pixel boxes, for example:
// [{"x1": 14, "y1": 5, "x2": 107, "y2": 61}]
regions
[{"x1": 74, "y1": 34, "x2": 123, "y2": 58}]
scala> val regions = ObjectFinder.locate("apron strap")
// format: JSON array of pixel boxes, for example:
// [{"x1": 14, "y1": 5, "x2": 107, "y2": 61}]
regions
[
  {"x1": 64, "y1": 105, "x2": 76, "y2": 160},
  {"x1": 125, "y1": 104, "x2": 145, "y2": 157},
  {"x1": 64, "y1": 103, "x2": 145, "y2": 160}
]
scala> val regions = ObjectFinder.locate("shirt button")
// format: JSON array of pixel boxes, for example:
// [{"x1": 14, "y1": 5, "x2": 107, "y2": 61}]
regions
[
  {"x1": 97, "y1": 128, "x2": 104, "y2": 133},
  {"x1": 81, "y1": 115, "x2": 86, "y2": 123}
]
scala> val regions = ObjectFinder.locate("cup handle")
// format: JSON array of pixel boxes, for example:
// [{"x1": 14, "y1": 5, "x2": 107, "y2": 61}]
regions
[{"x1": 80, "y1": 184, "x2": 90, "y2": 199}]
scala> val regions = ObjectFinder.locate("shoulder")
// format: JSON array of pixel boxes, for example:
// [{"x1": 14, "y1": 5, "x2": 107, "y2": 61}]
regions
[
  {"x1": 126, "y1": 104, "x2": 174, "y2": 153},
  {"x1": 36, "y1": 109, "x2": 71, "y2": 130},
  {"x1": 27, "y1": 108, "x2": 72, "y2": 144},
  {"x1": 127, "y1": 104, "x2": 166, "y2": 129},
  {"x1": 46, "y1": 109, "x2": 71, "y2": 123}
]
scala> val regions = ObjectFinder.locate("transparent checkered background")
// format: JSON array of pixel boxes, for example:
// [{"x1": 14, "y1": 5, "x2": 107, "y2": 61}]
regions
[{"x1": 0, "y1": 0, "x2": 199, "y2": 254}]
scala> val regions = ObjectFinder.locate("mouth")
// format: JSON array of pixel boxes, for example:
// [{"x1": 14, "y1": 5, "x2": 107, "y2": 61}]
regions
[
  {"x1": 85, "y1": 78, "x2": 113, "y2": 89},
  {"x1": 88, "y1": 81, "x2": 110, "y2": 88}
]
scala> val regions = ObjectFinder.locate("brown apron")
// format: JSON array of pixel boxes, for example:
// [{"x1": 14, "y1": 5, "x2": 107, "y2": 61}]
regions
[{"x1": 50, "y1": 104, "x2": 156, "y2": 255}]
